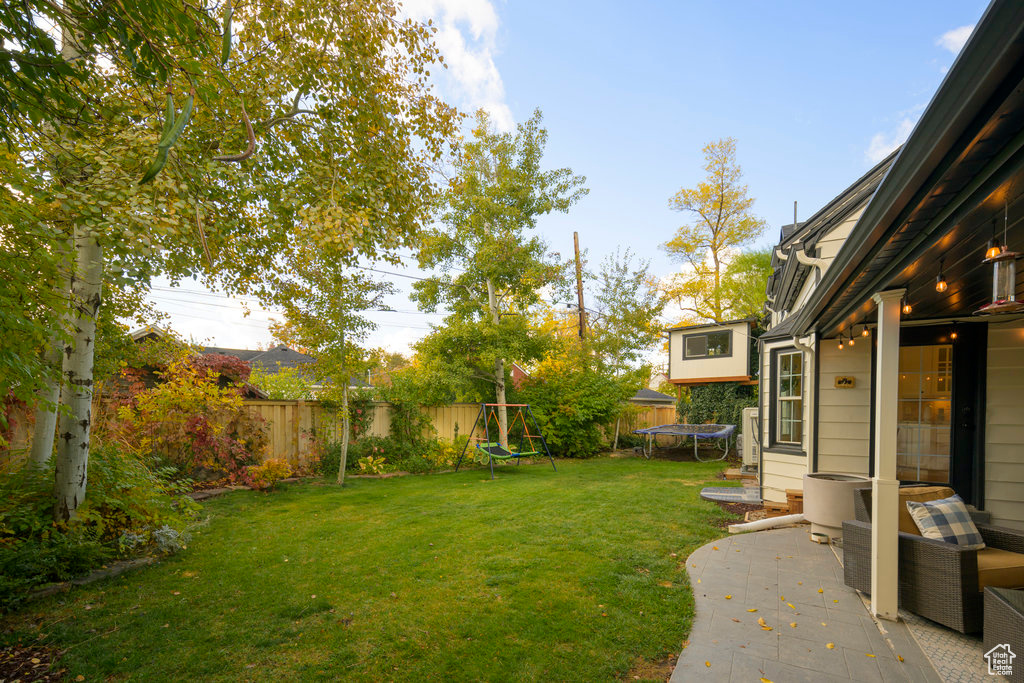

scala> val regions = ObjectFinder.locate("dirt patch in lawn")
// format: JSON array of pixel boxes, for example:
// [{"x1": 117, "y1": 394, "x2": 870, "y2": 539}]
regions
[
  {"x1": 0, "y1": 644, "x2": 66, "y2": 682},
  {"x1": 710, "y1": 501, "x2": 763, "y2": 530},
  {"x1": 622, "y1": 654, "x2": 677, "y2": 682}
]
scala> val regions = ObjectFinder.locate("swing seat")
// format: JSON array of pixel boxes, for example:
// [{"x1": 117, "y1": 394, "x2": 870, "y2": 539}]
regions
[{"x1": 476, "y1": 443, "x2": 517, "y2": 460}]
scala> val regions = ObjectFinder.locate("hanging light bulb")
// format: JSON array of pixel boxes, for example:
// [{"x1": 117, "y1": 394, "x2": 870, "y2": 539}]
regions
[
  {"x1": 861, "y1": 326, "x2": 870, "y2": 337},
  {"x1": 935, "y1": 258, "x2": 948, "y2": 293},
  {"x1": 848, "y1": 331, "x2": 855, "y2": 347},
  {"x1": 951, "y1": 323, "x2": 958, "y2": 341},
  {"x1": 838, "y1": 337, "x2": 844, "y2": 350},
  {"x1": 986, "y1": 217, "x2": 1002, "y2": 259},
  {"x1": 902, "y1": 299, "x2": 913, "y2": 315}
]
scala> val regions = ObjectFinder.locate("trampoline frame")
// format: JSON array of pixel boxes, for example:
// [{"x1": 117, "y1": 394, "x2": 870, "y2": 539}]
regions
[{"x1": 631, "y1": 423, "x2": 736, "y2": 461}]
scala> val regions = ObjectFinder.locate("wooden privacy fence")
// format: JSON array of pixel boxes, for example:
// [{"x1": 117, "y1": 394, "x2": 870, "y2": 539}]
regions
[
  {"x1": 243, "y1": 401, "x2": 484, "y2": 470},
  {"x1": 245, "y1": 400, "x2": 679, "y2": 469}
]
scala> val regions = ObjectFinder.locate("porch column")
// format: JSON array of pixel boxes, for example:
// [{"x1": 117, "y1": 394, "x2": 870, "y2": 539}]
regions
[{"x1": 870, "y1": 288, "x2": 905, "y2": 620}]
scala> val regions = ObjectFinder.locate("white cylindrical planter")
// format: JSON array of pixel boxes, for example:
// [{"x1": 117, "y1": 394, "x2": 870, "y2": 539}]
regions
[{"x1": 802, "y1": 473, "x2": 870, "y2": 541}]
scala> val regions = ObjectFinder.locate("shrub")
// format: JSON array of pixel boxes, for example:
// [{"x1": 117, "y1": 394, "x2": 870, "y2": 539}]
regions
[
  {"x1": 0, "y1": 445, "x2": 198, "y2": 611},
  {"x1": 100, "y1": 351, "x2": 269, "y2": 483},
  {"x1": 248, "y1": 458, "x2": 293, "y2": 491},
  {"x1": 683, "y1": 382, "x2": 756, "y2": 428},
  {"x1": 356, "y1": 455, "x2": 387, "y2": 474},
  {"x1": 514, "y1": 367, "x2": 634, "y2": 458}
]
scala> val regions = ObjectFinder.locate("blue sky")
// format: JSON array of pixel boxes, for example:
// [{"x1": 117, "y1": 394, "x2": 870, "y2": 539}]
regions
[{"x1": 152, "y1": 0, "x2": 990, "y2": 355}]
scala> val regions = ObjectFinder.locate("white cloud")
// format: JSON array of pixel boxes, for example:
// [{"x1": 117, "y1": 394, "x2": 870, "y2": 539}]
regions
[
  {"x1": 866, "y1": 117, "x2": 916, "y2": 164},
  {"x1": 936, "y1": 25, "x2": 974, "y2": 55},
  {"x1": 401, "y1": 0, "x2": 514, "y2": 131}
]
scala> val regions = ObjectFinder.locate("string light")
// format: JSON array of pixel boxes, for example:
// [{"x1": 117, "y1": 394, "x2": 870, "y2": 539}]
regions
[
  {"x1": 902, "y1": 299, "x2": 913, "y2": 315},
  {"x1": 861, "y1": 326, "x2": 870, "y2": 337},
  {"x1": 935, "y1": 258, "x2": 948, "y2": 293}
]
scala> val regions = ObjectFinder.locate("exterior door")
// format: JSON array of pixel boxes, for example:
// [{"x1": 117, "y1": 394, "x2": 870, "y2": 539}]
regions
[
  {"x1": 893, "y1": 324, "x2": 986, "y2": 505},
  {"x1": 897, "y1": 345, "x2": 953, "y2": 483}
]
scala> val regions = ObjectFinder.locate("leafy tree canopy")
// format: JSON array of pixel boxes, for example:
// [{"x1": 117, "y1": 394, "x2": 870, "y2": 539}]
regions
[{"x1": 663, "y1": 138, "x2": 767, "y2": 322}]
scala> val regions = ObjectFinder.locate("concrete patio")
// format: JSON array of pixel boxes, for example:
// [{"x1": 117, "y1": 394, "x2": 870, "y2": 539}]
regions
[{"x1": 671, "y1": 526, "x2": 960, "y2": 682}]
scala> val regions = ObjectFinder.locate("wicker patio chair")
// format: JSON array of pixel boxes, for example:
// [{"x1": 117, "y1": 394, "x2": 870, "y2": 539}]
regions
[{"x1": 843, "y1": 486, "x2": 1024, "y2": 634}]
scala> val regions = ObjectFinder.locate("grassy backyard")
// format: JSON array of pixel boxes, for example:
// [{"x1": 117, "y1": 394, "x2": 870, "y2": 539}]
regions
[{"x1": 2, "y1": 458, "x2": 736, "y2": 682}]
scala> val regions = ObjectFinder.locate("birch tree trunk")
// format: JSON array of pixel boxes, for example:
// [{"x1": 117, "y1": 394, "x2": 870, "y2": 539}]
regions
[
  {"x1": 486, "y1": 278, "x2": 508, "y2": 449},
  {"x1": 336, "y1": 381, "x2": 350, "y2": 486},
  {"x1": 53, "y1": 228, "x2": 103, "y2": 522},
  {"x1": 28, "y1": 341, "x2": 62, "y2": 467}
]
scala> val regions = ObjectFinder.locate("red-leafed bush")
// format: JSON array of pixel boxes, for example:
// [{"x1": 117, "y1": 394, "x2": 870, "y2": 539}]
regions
[{"x1": 98, "y1": 351, "x2": 268, "y2": 484}]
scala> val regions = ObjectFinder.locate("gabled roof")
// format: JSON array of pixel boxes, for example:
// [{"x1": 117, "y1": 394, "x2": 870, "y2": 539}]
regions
[
  {"x1": 767, "y1": 151, "x2": 898, "y2": 316},
  {"x1": 204, "y1": 344, "x2": 316, "y2": 375},
  {"x1": 781, "y1": 0, "x2": 1024, "y2": 338},
  {"x1": 630, "y1": 388, "x2": 676, "y2": 404}
]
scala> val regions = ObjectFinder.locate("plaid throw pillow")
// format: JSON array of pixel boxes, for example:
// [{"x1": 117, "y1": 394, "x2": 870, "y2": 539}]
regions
[{"x1": 906, "y1": 494, "x2": 986, "y2": 550}]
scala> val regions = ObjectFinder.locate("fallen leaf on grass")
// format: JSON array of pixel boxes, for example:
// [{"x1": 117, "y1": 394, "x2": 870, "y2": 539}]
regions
[
  {"x1": 76, "y1": 677, "x2": 85, "y2": 682},
  {"x1": 658, "y1": 581, "x2": 673, "y2": 588}
]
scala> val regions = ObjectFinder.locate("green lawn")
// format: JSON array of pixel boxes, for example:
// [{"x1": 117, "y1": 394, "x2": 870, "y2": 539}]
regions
[{"x1": 3, "y1": 458, "x2": 736, "y2": 682}]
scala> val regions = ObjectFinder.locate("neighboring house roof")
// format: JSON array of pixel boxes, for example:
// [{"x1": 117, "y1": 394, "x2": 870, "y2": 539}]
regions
[
  {"x1": 203, "y1": 344, "x2": 316, "y2": 375},
  {"x1": 630, "y1": 388, "x2": 676, "y2": 404}
]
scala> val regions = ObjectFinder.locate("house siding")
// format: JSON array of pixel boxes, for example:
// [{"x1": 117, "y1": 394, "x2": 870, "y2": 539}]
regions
[
  {"x1": 985, "y1": 320, "x2": 1024, "y2": 530},
  {"x1": 759, "y1": 337, "x2": 812, "y2": 502},
  {"x1": 816, "y1": 339, "x2": 871, "y2": 476}
]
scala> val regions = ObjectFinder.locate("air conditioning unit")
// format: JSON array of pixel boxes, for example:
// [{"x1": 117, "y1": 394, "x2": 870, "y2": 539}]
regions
[{"x1": 741, "y1": 406, "x2": 759, "y2": 470}]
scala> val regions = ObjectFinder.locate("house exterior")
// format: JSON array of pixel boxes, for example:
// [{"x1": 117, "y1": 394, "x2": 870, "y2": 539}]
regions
[
  {"x1": 759, "y1": 0, "x2": 1024, "y2": 621},
  {"x1": 665, "y1": 319, "x2": 758, "y2": 388}
]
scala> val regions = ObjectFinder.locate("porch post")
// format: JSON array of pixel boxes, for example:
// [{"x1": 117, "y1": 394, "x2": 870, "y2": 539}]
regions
[{"x1": 870, "y1": 288, "x2": 905, "y2": 620}]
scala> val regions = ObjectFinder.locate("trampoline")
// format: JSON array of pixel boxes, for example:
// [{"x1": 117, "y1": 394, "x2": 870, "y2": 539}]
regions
[{"x1": 632, "y1": 423, "x2": 736, "y2": 461}]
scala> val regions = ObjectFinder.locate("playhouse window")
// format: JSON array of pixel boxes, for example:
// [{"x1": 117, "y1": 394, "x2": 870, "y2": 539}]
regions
[{"x1": 683, "y1": 330, "x2": 732, "y2": 359}]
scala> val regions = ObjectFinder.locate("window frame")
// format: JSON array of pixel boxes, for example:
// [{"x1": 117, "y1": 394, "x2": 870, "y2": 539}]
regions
[
  {"x1": 680, "y1": 329, "x2": 733, "y2": 360},
  {"x1": 769, "y1": 346, "x2": 806, "y2": 454}
]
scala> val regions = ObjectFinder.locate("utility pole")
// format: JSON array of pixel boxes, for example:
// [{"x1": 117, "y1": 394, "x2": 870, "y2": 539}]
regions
[{"x1": 573, "y1": 231, "x2": 585, "y2": 339}]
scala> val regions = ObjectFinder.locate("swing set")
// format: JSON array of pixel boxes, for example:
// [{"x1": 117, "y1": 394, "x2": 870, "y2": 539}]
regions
[{"x1": 455, "y1": 403, "x2": 557, "y2": 479}]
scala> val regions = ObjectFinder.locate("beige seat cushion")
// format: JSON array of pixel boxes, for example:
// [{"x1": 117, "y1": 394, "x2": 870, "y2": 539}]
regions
[
  {"x1": 897, "y1": 486, "x2": 954, "y2": 535},
  {"x1": 977, "y1": 547, "x2": 1024, "y2": 591}
]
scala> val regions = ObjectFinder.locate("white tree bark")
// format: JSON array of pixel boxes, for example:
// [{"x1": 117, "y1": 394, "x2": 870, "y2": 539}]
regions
[
  {"x1": 336, "y1": 381, "x2": 350, "y2": 486},
  {"x1": 53, "y1": 229, "x2": 103, "y2": 521},
  {"x1": 28, "y1": 341, "x2": 62, "y2": 467},
  {"x1": 487, "y1": 279, "x2": 509, "y2": 449}
]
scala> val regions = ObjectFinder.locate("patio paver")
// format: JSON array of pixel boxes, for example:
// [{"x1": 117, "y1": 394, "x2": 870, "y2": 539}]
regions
[{"x1": 671, "y1": 527, "x2": 944, "y2": 682}]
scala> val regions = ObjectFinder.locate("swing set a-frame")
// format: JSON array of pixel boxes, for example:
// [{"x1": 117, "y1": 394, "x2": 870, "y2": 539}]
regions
[{"x1": 454, "y1": 403, "x2": 556, "y2": 480}]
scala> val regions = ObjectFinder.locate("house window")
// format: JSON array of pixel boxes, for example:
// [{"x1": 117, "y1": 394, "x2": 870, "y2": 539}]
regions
[
  {"x1": 683, "y1": 330, "x2": 732, "y2": 359},
  {"x1": 776, "y1": 350, "x2": 803, "y2": 444}
]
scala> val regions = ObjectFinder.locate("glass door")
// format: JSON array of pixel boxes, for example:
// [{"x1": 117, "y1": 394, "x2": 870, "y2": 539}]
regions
[{"x1": 897, "y1": 345, "x2": 953, "y2": 483}]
